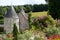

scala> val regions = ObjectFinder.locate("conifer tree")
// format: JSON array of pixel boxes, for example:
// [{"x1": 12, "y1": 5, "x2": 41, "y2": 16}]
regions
[{"x1": 13, "y1": 23, "x2": 18, "y2": 40}]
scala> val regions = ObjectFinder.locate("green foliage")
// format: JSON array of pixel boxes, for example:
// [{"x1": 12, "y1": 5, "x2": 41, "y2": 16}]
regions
[
  {"x1": 0, "y1": 15, "x2": 4, "y2": 24},
  {"x1": 0, "y1": 6, "x2": 8, "y2": 15},
  {"x1": 45, "y1": 15, "x2": 56, "y2": 26},
  {"x1": 44, "y1": 26, "x2": 60, "y2": 37},
  {"x1": 31, "y1": 15, "x2": 56, "y2": 30},
  {"x1": 28, "y1": 11, "x2": 32, "y2": 29},
  {"x1": 48, "y1": 0, "x2": 60, "y2": 19},
  {"x1": 56, "y1": 19, "x2": 60, "y2": 27},
  {"x1": 0, "y1": 20, "x2": 4, "y2": 24},
  {"x1": 45, "y1": 0, "x2": 47, "y2": 1},
  {"x1": 33, "y1": 4, "x2": 48, "y2": 12},
  {"x1": 0, "y1": 15, "x2": 4, "y2": 19},
  {"x1": 18, "y1": 30, "x2": 32, "y2": 40},
  {"x1": 13, "y1": 23, "x2": 18, "y2": 40},
  {"x1": 24, "y1": 5, "x2": 33, "y2": 13},
  {"x1": 14, "y1": 6, "x2": 21, "y2": 13},
  {"x1": 18, "y1": 30, "x2": 45, "y2": 40},
  {"x1": 0, "y1": 6, "x2": 8, "y2": 24},
  {"x1": 0, "y1": 7, "x2": 4, "y2": 15},
  {"x1": 28, "y1": 12, "x2": 32, "y2": 23},
  {"x1": 56, "y1": 22, "x2": 60, "y2": 27}
]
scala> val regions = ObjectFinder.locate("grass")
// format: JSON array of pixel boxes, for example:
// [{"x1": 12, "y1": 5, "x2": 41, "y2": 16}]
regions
[{"x1": 31, "y1": 11, "x2": 48, "y2": 17}]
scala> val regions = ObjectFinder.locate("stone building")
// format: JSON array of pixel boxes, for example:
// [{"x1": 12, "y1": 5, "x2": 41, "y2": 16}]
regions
[
  {"x1": 19, "y1": 8, "x2": 29, "y2": 32},
  {"x1": 4, "y1": 6, "x2": 29, "y2": 33}
]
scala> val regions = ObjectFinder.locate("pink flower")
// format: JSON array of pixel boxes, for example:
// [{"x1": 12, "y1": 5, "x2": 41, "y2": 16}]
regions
[{"x1": 47, "y1": 34, "x2": 60, "y2": 40}]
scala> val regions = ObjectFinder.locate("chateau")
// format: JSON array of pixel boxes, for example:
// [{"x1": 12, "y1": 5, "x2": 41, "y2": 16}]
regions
[{"x1": 0, "y1": 6, "x2": 29, "y2": 33}]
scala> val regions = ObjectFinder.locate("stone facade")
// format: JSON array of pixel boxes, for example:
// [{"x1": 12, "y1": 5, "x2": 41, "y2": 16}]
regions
[
  {"x1": 3, "y1": 6, "x2": 29, "y2": 33},
  {"x1": 19, "y1": 8, "x2": 29, "y2": 32}
]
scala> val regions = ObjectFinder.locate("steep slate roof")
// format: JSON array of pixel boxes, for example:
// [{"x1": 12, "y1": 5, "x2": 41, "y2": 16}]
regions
[
  {"x1": 19, "y1": 8, "x2": 28, "y2": 20},
  {"x1": 4, "y1": 6, "x2": 18, "y2": 18}
]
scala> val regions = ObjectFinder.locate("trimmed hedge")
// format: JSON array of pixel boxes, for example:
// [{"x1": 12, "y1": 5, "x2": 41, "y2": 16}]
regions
[{"x1": 0, "y1": 20, "x2": 4, "y2": 24}]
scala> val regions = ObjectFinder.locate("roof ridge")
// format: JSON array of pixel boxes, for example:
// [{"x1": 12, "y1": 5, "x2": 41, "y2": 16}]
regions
[
  {"x1": 4, "y1": 6, "x2": 18, "y2": 18},
  {"x1": 19, "y1": 8, "x2": 28, "y2": 20}
]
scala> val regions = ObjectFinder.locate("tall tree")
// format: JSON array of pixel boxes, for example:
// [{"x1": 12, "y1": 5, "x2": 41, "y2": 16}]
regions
[
  {"x1": 46, "y1": 0, "x2": 60, "y2": 19},
  {"x1": 24, "y1": 5, "x2": 33, "y2": 13},
  {"x1": 13, "y1": 23, "x2": 18, "y2": 40},
  {"x1": 0, "y1": 7, "x2": 4, "y2": 15}
]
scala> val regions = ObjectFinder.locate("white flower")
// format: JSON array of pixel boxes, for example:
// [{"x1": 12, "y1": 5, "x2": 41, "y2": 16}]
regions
[{"x1": 30, "y1": 35, "x2": 35, "y2": 40}]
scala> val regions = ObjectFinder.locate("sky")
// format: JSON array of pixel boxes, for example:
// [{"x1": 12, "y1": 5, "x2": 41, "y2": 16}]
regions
[{"x1": 0, "y1": 0, "x2": 46, "y2": 6}]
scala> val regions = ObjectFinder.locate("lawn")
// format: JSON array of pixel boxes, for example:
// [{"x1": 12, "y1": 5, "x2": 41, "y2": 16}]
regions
[{"x1": 31, "y1": 11, "x2": 48, "y2": 17}]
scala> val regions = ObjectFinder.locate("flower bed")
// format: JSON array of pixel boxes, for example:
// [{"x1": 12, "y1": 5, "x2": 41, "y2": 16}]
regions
[{"x1": 47, "y1": 34, "x2": 60, "y2": 40}]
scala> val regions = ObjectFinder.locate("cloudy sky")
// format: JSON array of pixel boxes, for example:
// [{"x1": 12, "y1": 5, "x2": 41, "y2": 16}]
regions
[{"x1": 0, "y1": 0, "x2": 46, "y2": 6}]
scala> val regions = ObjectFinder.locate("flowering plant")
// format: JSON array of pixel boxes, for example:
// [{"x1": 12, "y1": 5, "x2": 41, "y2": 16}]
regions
[{"x1": 47, "y1": 34, "x2": 60, "y2": 40}]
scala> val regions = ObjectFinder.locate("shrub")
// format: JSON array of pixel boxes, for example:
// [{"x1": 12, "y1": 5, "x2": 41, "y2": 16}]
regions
[
  {"x1": 0, "y1": 20, "x2": 4, "y2": 24},
  {"x1": 44, "y1": 26, "x2": 60, "y2": 38},
  {"x1": 28, "y1": 12, "x2": 32, "y2": 29},
  {"x1": 31, "y1": 15, "x2": 56, "y2": 30},
  {"x1": 56, "y1": 19, "x2": 60, "y2": 27},
  {"x1": 18, "y1": 30, "x2": 45, "y2": 40},
  {"x1": 0, "y1": 15, "x2": 4, "y2": 19}
]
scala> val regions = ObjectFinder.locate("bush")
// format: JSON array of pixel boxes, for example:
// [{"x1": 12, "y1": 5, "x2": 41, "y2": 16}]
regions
[
  {"x1": 56, "y1": 19, "x2": 60, "y2": 27},
  {"x1": 31, "y1": 15, "x2": 56, "y2": 30},
  {"x1": 43, "y1": 26, "x2": 60, "y2": 38},
  {"x1": 45, "y1": 15, "x2": 56, "y2": 27},
  {"x1": 28, "y1": 12, "x2": 32, "y2": 29},
  {"x1": 0, "y1": 20, "x2": 4, "y2": 24},
  {"x1": 0, "y1": 15, "x2": 4, "y2": 24},
  {"x1": 18, "y1": 30, "x2": 45, "y2": 40},
  {"x1": 0, "y1": 15, "x2": 4, "y2": 19}
]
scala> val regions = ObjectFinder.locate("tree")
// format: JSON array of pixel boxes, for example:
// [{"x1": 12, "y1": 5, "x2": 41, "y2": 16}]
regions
[
  {"x1": 46, "y1": 0, "x2": 60, "y2": 19},
  {"x1": 24, "y1": 5, "x2": 33, "y2": 13},
  {"x1": 33, "y1": 4, "x2": 39, "y2": 12},
  {"x1": 14, "y1": 6, "x2": 21, "y2": 13},
  {"x1": 33, "y1": 4, "x2": 48, "y2": 12},
  {"x1": 44, "y1": 4, "x2": 48, "y2": 11},
  {"x1": 13, "y1": 23, "x2": 18, "y2": 40}
]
